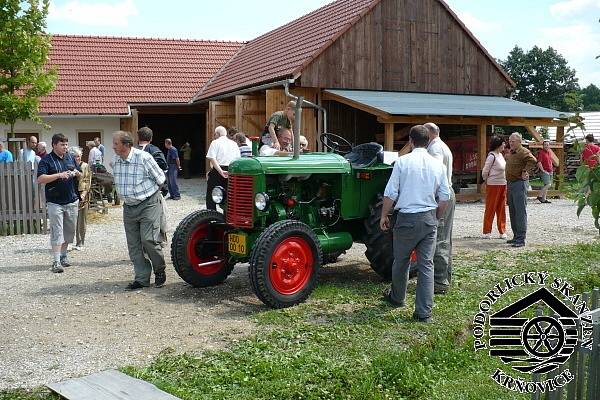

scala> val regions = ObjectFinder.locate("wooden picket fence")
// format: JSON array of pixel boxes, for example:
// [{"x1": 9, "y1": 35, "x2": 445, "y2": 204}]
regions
[
  {"x1": 0, "y1": 160, "x2": 47, "y2": 235},
  {"x1": 532, "y1": 288, "x2": 600, "y2": 400}
]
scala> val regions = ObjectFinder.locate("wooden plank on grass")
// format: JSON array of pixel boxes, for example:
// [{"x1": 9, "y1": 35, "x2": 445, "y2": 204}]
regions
[{"x1": 47, "y1": 369, "x2": 181, "y2": 400}]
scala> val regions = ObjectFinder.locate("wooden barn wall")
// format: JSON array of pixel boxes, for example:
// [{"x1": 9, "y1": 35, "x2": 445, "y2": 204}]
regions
[
  {"x1": 324, "y1": 100, "x2": 383, "y2": 145},
  {"x1": 235, "y1": 95, "x2": 266, "y2": 137},
  {"x1": 266, "y1": 88, "x2": 319, "y2": 150},
  {"x1": 300, "y1": 0, "x2": 512, "y2": 96},
  {"x1": 206, "y1": 100, "x2": 235, "y2": 170}
]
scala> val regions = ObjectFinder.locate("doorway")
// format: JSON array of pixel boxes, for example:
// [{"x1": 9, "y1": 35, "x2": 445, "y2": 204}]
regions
[{"x1": 78, "y1": 132, "x2": 100, "y2": 163}]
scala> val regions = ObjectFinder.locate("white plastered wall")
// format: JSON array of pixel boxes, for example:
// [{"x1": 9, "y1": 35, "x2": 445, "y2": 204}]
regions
[{"x1": 0, "y1": 117, "x2": 120, "y2": 171}]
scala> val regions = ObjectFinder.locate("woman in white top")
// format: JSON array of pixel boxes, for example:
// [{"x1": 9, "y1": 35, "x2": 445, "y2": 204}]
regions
[{"x1": 481, "y1": 136, "x2": 507, "y2": 239}]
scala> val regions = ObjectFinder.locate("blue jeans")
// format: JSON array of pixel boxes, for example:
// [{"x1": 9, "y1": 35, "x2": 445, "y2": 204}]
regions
[{"x1": 167, "y1": 165, "x2": 180, "y2": 199}]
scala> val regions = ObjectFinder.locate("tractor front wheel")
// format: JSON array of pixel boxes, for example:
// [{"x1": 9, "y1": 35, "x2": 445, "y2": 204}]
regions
[
  {"x1": 249, "y1": 220, "x2": 322, "y2": 308},
  {"x1": 171, "y1": 210, "x2": 234, "y2": 287},
  {"x1": 364, "y1": 195, "x2": 394, "y2": 280}
]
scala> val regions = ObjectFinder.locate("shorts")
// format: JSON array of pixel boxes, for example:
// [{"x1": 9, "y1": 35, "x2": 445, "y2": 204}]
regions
[
  {"x1": 541, "y1": 171, "x2": 553, "y2": 186},
  {"x1": 48, "y1": 201, "x2": 79, "y2": 246}
]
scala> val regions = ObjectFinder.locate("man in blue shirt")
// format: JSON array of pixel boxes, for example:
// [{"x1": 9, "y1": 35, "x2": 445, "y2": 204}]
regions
[
  {"x1": 164, "y1": 138, "x2": 181, "y2": 200},
  {"x1": 0, "y1": 142, "x2": 13, "y2": 163},
  {"x1": 380, "y1": 125, "x2": 450, "y2": 322},
  {"x1": 37, "y1": 133, "x2": 82, "y2": 273}
]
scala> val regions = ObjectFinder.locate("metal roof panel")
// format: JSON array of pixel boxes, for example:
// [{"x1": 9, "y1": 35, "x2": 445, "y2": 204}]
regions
[{"x1": 324, "y1": 89, "x2": 562, "y2": 118}]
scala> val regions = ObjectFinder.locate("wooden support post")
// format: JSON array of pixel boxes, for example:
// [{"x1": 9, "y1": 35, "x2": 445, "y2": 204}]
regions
[
  {"x1": 477, "y1": 124, "x2": 487, "y2": 193},
  {"x1": 556, "y1": 126, "x2": 565, "y2": 189},
  {"x1": 235, "y1": 95, "x2": 244, "y2": 130},
  {"x1": 385, "y1": 123, "x2": 394, "y2": 151}
]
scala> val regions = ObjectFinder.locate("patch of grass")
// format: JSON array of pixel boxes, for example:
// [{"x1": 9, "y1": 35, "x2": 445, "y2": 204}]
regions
[{"x1": 3, "y1": 243, "x2": 600, "y2": 399}]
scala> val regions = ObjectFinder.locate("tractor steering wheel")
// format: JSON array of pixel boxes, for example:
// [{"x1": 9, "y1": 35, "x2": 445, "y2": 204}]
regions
[{"x1": 319, "y1": 133, "x2": 353, "y2": 155}]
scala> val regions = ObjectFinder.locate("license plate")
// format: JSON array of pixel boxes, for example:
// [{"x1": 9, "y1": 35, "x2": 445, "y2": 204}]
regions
[{"x1": 228, "y1": 233, "x2": 247, "y2": 255}]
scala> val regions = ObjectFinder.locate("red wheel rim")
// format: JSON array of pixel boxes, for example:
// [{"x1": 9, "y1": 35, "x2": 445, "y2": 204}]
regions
[
  {"x1": 268, "y1": 236, "x2": 314, "y2": 295},
  {"x1": 187, "y1": 223, "x2": 225, "y2": 276}
]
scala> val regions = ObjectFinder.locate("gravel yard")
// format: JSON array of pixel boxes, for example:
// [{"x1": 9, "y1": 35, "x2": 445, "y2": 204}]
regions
[{"x1": 0, "y1": 178, "x2": 598, "y2": 390}]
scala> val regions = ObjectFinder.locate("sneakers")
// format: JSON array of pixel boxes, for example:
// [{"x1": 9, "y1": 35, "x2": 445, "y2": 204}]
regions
[
  {"x1": 73, "y1": 245, "x2": 83, "y2": 251},
  {"x1": 482, "y1": 233, "x2": 491, "y2": 239},
  {"x1": 155, "y1": 272, "x2": 166, "y2": 288},
  {"x1": 499, "y1": 233, "x2": 508, "y2": 239},
  {"x1": 60, "y1": 256, "x2": 70, "y2": 268},
  {"x1": 125, "y1": 281, "x2": 146, "y2": 290},
  {"x1": 511, "y1": 242, "x2": 525, "y2": 248},
  {"x1": 536, "y1": 196, "x2": 544, "y2": 203},
  {"x1": 51, "y1": 261, "x2": 64, "y2": 273}
]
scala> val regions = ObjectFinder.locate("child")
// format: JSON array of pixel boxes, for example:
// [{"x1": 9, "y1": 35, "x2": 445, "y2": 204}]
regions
[{"x1": 234, "y1": 132, "x2": 252, "y2": 157}]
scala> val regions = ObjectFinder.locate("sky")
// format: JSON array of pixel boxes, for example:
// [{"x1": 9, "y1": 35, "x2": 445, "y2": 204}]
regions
[{"x1": 46, "y1": 0, "x2": 600, "y2": 87}]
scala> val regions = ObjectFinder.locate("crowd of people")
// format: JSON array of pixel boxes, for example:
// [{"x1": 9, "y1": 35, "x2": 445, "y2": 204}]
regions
[
  {"x1": 9, "y1": 107, "x2": 599, "y2": 316},
  {"x1": 379, "y1": 125, "x2": 575, "y2": 322}
]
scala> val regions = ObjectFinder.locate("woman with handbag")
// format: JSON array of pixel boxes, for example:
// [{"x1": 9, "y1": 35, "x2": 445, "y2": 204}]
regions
[
  {"x1": 70, "y1": 147, "x2": 92, "y2": 250},
  {"x1": 481, "y1": 136, "x2": 507, "y2": 239}
]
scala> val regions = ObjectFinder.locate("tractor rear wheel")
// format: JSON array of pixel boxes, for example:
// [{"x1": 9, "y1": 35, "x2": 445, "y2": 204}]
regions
[
  {"x1": 249, "y1": 220, "x2": 322, "y2": 308},
  {"x1": 364, "y1": 195, "x2": 394, "y2": 280},
  {"x1": 171, "y1": 209, "x2": 234, "y2": 287}
]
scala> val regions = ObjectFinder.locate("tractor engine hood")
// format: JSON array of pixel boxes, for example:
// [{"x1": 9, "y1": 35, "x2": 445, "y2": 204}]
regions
[{"x1": 228, "y1": 153, "x2": 352, "y2": 175}]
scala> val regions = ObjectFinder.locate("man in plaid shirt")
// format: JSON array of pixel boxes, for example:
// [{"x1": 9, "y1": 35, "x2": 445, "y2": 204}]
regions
[{"x1": 112, "y1": 130, "x2": 167, "y2": 290}]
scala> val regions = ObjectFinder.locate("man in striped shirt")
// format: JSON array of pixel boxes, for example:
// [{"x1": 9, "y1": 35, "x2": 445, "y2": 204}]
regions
[{"x1": 112, "y1": 130, "x2": 167, "y2": 290}]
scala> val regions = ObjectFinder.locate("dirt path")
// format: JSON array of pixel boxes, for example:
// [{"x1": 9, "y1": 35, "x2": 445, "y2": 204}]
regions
[{"x1": 0, "y1": 179, "x2": 597, "y2": 389}]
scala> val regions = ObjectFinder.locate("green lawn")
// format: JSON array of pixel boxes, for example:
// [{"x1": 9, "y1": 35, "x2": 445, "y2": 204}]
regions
[{"x1": 2, "y1": 243, "x2": 600, "y2": 400}]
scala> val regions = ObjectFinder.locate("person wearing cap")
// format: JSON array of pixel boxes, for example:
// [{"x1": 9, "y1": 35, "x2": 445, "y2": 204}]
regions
[{"x1": 536, "y1": 140, "x2": 554, "y2": 204}]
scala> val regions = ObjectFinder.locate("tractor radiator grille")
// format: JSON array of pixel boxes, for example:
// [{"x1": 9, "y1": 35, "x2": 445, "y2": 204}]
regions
[{"x1": 227, "y1": 175, "x2": 254, "y2": 228}]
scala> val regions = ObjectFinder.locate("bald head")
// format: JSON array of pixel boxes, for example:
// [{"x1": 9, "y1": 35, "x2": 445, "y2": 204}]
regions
[{"x1": 424, "y1": 122, "x2": 440, "y2": 138}]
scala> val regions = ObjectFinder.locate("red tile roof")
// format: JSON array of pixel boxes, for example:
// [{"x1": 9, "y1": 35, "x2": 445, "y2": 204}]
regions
[
  {"x1": 194, "y1": 0, "x2": 380, "y2": 100},
  {"x1": 41, "y1": 35, "x2": 243, "y2": 114}
]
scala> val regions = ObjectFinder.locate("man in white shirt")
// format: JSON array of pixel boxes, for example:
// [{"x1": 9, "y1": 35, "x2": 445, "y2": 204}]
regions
[
  {"x1": 380, "y1": 125, "x2": 450, "y2": 322},
  {"x1": 19, "y1": 136, "x2": 38, "y2": 169},
  {"x1": 259, "y1": 128, "x2": 293, "y2": 156},
  {"x1": 87, "y1": 141, "x2": 103, "y2": 166},
  {"x1": 205, "y1": 126, "x2": 241, "y2": 210},
  {"x1": 424, "y1": 122, "x2": 454, "y2": 295}
]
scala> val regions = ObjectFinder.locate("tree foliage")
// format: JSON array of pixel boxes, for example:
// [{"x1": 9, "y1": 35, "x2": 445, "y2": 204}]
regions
[
  {"x1": 575, "y1": 164, "x2": 600, "y2": 234},
  {"x1": 500, "y1": 46, "x2": 580, "y2": 112},
  {"x1": 581, "y1": 84, "x2": 600, "y2": 111},
  {"x1": 0, "y1": 0, "x2": 57, "y2": 137}
]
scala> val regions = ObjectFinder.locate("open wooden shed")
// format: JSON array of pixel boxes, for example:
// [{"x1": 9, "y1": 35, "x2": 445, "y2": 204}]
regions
[{"x1": 193, "y1": 0, "x2": 567, "y2": 199}]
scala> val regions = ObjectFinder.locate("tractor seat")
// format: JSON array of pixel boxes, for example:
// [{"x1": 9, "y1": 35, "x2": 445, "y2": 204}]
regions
[{"x1": 344, "y1": 142, "x2": 384, "y2": 168}]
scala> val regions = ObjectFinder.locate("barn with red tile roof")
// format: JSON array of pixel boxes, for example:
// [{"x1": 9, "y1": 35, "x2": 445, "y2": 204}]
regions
[{"x1": 2, "y1": 0, "x2": 569, "y2": 192}]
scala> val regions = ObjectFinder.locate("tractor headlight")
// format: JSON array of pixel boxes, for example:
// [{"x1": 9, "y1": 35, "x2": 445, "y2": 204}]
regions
[
  {"x1": 211, "y1": 186, "x2": 225, "y2": 204},
  {"x1": 255, "y1": 192, "x2": 269, "y2": 211}
]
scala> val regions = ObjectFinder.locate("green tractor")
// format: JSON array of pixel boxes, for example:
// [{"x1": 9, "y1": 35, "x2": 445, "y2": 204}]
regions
[{"x1": 171, "y1": 112, "x2": 395, "y2": 308}]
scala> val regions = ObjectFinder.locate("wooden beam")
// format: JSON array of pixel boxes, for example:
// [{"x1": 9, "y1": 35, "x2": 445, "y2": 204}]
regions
[
  {"x1": 477, "y1": 124, "x2": 487, "y2": 193},
  {"x1": 398, "y1": 141, "x2": 411, "y2": 156},
  {"x1": 556, "y1": 126, "x2": 565, "y2": 183},
  {"x1": 525, "y1": 126, "x2": 543, "y2": 142},
  {"x1": 235, "y1": 95, "x2": 244, "y2": 130},
  {"x1": 377, "y1": 115, "x2": 568, "y2": 127},
  {"x1": 384, "y1": 123, "x2": 394, "y2": 151}
]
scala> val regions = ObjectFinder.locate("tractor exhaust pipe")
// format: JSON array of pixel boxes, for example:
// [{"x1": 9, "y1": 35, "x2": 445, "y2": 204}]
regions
[{"x1": 293, "y1": 96, "x2": 303, "y2": 160}]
